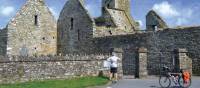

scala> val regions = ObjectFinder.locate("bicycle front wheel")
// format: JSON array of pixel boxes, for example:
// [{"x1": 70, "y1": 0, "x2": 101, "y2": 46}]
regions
[
  {"x1": 159, "y1": 76, "x2": 171, "y2": 88},
  {"x1": 178, "y1": 77, "x2": 191, "y2": 88}
]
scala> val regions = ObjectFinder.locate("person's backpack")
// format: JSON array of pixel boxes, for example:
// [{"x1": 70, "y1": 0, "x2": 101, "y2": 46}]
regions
[{"x1": 182, "y1": 71, "x2": 190, "y2": 82}]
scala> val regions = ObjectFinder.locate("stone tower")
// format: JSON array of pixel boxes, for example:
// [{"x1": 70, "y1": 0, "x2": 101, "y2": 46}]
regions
[
  {"x1": 102, "y1": 0, "x2": 131, "y2": 13},
  {"x1": 6, "y1": 0, "x2": 57, "y2": 56},
  {"x1": 94, "y1": 0, "x2": 139, "y2": 37},
  {"x1": 57, "y1": 0, "x2": 94, "y2": 55}
]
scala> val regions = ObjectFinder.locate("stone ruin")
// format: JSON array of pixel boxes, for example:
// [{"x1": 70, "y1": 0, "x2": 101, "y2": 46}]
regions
[{"x1": 0, "y1": 0, "x2": 199, "y2": 84}]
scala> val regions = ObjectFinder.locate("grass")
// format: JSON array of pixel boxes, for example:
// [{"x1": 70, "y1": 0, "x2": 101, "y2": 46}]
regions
[{"x1": 0, "y1": 76, "x2": 109, "y2": 88}]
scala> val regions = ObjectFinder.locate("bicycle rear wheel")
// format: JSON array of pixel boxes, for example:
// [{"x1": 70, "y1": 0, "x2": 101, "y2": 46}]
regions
[
  {"x1": 178, "y1": 77, "x2": 191, "y2": 88},
  {"x1": 159, "y1": 76, "x2": 171, "y2": 88}
]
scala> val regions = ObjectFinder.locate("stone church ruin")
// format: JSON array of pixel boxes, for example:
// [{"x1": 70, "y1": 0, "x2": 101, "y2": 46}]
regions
[{"x1": 0, "y1": 0, "x2": 199, "y2": 84}]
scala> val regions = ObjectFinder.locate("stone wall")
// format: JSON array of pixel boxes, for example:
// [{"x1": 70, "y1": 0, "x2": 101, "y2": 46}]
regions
[
  {"x1": 94, "y1": 25, "x2": 135, "y2": 37},
  {"x1": 0, "y1": 54, "x2": 112, "y2": 84},
  {"x1": 147, "y1": 27, "x2": 200, "y2": 75},
  {"x1": 93, "y1": 26, "x2": 200, "y2": 75},
  {"x1": 95, "y1": 0, "x2": 138, "y2": 37},
  {"x1": 57, "y1": 0, "x2": 95, "y2": 55},
  {"x1": 102, "y1": 0, "x2": 131, "y2": 14},
  {"x1": 6, "y1": 0, "x2": 57, "y2": 56},
  {"x1": 93, "y1": 33, "x2": 147, "y2": 75}
]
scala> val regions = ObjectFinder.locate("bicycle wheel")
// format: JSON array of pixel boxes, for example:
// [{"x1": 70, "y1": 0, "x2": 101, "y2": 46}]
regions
[
  {"x1": 159, "y1": 76, "x2": 171, "y2": 88},
  {"x1": 178, "y1": 76, "x2": 191, "y2": 88}
]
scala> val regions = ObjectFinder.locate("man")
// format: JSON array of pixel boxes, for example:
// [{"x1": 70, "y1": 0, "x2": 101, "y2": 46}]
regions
[{"x1": 107, "y1": 52, "x2": 120, "y2": 83}]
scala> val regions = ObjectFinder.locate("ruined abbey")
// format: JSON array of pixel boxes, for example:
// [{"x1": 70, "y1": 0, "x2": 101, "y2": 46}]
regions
[{"x1": 0, "y1": 0, "x2": 200, "y2": 83}]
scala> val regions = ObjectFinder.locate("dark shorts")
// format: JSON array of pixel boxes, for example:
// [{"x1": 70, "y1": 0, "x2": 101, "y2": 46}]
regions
[{"x1": 110, "y1": 67, "x2": 118, "y2": 73}]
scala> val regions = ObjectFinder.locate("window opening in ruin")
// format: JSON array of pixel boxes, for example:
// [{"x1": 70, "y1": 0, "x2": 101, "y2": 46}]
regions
[
  {"x1": 107, "y1": 4, "x2": 110, "y2": 8},
  {"x1": 172, "y1": 57, "x2": 175, "y2": 66},
  {"x1": 34, "y1": 15, "x2": 38, "y2": 26},
  {"x1": 152, "y1": 25, "x2": 158, "y2": 31},
  {"x1": 71, "y1": 18, "x2": 74, "y2": 30},
  {"x1": 106, "y1": 24, "x2": 112, "y2": 28},
  {"x1": 155, "y1": 25, "x2": 158, "y2": 31},
  {"x1": 42, "y1": 37, "x2": 45, "y2": 40},
  {"x1": 53, "y1": 36, "x2": 55, "y2": 39},
  {"x1": 61, "y1": 30, "x2": 64, "y2": 39},
  {"x1": 109, "y1": 48, "x2": 114, "y2": 54},
  {"x1": 78, "y1": 29, "x2": 80, "y2": 41},
  {"x1": 109, "y1": 30, "x2": 112, "y2": 35}
]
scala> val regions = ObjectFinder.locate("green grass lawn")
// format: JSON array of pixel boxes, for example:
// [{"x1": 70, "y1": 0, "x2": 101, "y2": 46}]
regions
[{"x1": 0, "y1": 76, "x2": 109, "y2": 88}]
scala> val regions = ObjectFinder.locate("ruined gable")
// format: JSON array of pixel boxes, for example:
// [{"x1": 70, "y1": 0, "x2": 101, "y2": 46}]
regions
[
  {"x1": 94, "y1": 0, "x2": 139, "y2": 37},
  {"x1": 146, "y1": 10, "x2": 168, "y2": 31},
  {"x1": 102, "y1": 0, "x2": 131, "y2": 14},
  {"x1": 7, "y1": 0, "x2": 57, "y2": 56},
  {"x1": 57, "y1": 0, "x2": 95, "y2": 55}
]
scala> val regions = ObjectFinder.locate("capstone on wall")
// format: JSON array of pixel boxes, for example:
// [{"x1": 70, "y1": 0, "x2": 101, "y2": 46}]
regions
[
  {"x1": 57, "y1": 0, "x2": 95, "y2": 55},
  {"x1": 6, "y1": 0, "x2": 57, "y2": 56}
]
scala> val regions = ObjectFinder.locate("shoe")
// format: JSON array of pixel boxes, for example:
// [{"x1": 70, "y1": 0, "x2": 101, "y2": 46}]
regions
[{"x1": 112, "y1": 81, "x2": 116, "y2": 84}]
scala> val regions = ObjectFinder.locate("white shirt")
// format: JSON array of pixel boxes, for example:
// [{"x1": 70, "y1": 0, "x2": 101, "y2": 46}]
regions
[{"x1": 107, "y1": 56, "x2": 120, "y2": 68}]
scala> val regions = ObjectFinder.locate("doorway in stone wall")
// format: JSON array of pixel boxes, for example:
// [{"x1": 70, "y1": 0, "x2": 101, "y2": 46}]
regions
[{"x1": 122, "y1": 50, "x2": 137, "y2": 78}]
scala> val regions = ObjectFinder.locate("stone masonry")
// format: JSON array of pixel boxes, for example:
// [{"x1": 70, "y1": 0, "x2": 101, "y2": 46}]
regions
[
  {"x1": 137, "y1": 47, "x2": 148, "y2": 78},
  {"x1": 146, "y1": 10, "x2": 168, "y2": 31},
  {"x1": 176, "y1": 49, "x2": 193, "y2": 75},
  {"x1": 94, "y1": 0, "x2": 139, "y2": 37},
  {"x1": 0, "y1": 54, "x2": 113, "y2": 84},
  {"x1": 93, "y1": 26, "x2": 200, "y2": 75},
  {"x1": 6, "y1": 0, "x2": 57, "y2": 56},
  {"x1": 0, "y1": 0, "x2": 200, "y2": 84},
  {"x1": 57, "y1": 0, "x2": 95, "y2": 55}
]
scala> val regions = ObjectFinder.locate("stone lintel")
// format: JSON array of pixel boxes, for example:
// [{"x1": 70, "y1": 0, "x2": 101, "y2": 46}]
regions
[
  {"x1": 177, "y1": 48, "x2": 188, "y2": 53},
  {"x1": 138, "y1": 47, "x2": 147, "y2": 53},
  {"x1": 113, "y1": 48, "x2": 123, "y2": 53}
]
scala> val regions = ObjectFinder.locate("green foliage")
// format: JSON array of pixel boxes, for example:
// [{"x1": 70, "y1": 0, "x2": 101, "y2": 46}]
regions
[{"x1": 0, "y1": 77, "x2": 109, "y2": 88}]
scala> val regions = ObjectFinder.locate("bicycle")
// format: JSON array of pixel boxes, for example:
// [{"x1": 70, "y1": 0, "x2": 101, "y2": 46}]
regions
[{"x1": 159, "y1": 66, "x2": 191, "y2": 88}]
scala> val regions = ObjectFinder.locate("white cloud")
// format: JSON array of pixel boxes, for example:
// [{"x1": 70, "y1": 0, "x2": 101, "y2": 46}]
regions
[
  {"x1": 175, "y1": 9, "x2": 193, "y2": 25},
  {"x1": 153, "y1": 1, "x2": 180, "y2": 18},
  {"x1": 137, "y1": 20, "x2": 143, "y2": 27},
  {"x1": 49, "y1": 7, "x2": 59, "y2": 19},
  {"x1": 184, "y1": 9, "x2": 193, "y2": 18},
  {"x1": 0, "y1": 27, "x2": 4, "y2": 29},
  {"x1": 0, "y1": 6, "x2": 15, "y2": 16},
  {"x1": 152, "y1": 1, "x2": 195, "y2": 26},
  {"x1": 176, "y1": 18, "x2": 188, "y2": 25},
  {"x1": 85, "y1": 2, "x2": 101, "y2": 17}
]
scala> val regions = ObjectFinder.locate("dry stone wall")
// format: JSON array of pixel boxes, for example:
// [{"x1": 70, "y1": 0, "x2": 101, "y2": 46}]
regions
[
  {"x1": 93, "y1": 27, "x2": 200, "y2": 75},
  {"x1": 0, "y1": 54, "x2": 110, "y2": 84}
]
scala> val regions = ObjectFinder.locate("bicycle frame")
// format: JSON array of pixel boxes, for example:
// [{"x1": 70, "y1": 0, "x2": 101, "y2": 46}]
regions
[
  {"x1": 159, "y1": 66, "x2": 192, "y2": 88},
  {"x1": 168, "y1": 73, "x2": 181, "y2": 84}
]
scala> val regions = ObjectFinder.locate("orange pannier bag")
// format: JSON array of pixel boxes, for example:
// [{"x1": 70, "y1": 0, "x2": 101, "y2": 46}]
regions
[{"x1": 183, "y1": 71, "x2": 190, "y2": 82}]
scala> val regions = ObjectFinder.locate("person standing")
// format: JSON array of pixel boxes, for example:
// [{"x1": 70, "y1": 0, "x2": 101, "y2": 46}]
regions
[{"x1": 107, "y1": 52, "x2": 120, "y2": 83}]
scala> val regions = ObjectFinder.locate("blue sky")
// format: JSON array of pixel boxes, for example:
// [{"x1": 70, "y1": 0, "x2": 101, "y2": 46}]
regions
[{"x1": 0, "y1": 0, "x2": 200, "y2": 29}]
